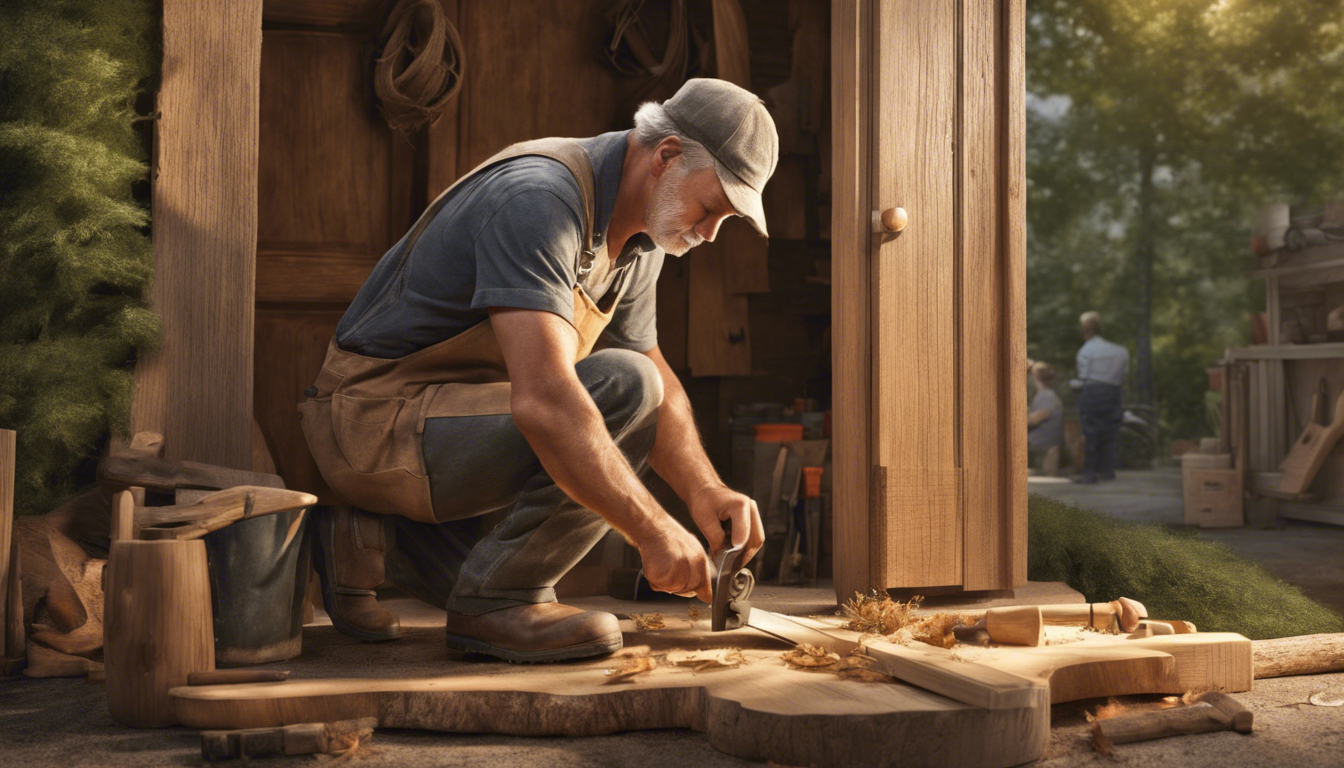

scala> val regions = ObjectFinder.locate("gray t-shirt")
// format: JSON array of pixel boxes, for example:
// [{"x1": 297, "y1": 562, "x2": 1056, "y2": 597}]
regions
[
  {"x1": 335, "y1": 131, "x2": 664, "y2": 359},
  {"x1": 1028, "y1": 388, "x2": 1064, "y2": 450}
]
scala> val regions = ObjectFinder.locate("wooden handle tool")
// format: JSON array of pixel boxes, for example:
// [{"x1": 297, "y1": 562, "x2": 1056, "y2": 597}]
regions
[
  {"x1": 1039, "y1": 597, "x2": 1147, "y2": 632},
  {"x1": 953, "y1": 606, "x2": 1043, "y2": 646}
]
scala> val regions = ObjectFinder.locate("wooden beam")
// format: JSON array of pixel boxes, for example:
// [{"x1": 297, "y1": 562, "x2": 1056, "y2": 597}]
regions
[
  {"x1": 129, "y1": 0, "x2": 262, "y2": 470},
  {"x1": 831, "y1": 0, "x2": 874, "y2": 602}
]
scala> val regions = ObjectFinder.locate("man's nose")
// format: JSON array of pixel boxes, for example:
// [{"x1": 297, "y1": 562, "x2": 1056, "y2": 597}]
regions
[{"x1": 698, "y1": 213, "x2": 730, "y2": 243}]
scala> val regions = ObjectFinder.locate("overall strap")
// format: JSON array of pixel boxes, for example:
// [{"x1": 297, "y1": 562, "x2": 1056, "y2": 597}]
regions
[{"x1": 399, "y1": 137, "x2": 597, "y2": 263}]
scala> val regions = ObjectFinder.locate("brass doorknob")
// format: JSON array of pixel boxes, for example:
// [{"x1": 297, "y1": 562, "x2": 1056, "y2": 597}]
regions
[{"x1": 873, "y1": 207, "x2": 908, "y2": 234}]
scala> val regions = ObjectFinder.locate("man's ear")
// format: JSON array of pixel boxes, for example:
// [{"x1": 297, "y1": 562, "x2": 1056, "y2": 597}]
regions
[{"x1": 650, "y1": 135, "x2": 684, "y2": 178}]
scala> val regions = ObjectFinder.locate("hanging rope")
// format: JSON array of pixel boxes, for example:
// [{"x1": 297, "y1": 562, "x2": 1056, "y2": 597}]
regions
[
  {"x1": 603, "y1": 0, "x2": 703, "y2": 114},
  {"x1": 373, "y1": 0, "x2": 464, "y2": 136}
]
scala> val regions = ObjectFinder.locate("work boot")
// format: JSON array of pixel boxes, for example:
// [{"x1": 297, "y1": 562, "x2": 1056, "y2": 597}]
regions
[
  {"x1": 311, "y1": 505, "x2": 401, "y2": 642},
  {"x1": 444, "y1": 603, "x2": 622, "y2": 663}
]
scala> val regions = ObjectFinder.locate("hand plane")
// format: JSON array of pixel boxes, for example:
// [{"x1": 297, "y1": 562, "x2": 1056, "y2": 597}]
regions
[{"x1": 710, "y1": 544, "x2": 858, "y2": 654}]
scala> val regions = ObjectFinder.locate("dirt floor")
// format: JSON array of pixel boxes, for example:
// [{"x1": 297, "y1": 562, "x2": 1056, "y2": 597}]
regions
[
  {"x1": 1028, "y1": 467, "x2": 1344, "y2": 618},
  {"x1": 3, "y1": 595, "x2": 1343, "y2": 767}
]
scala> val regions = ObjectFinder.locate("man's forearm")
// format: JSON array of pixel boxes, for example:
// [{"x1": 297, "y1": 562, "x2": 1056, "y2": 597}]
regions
[
  {"x1": 646, "y1": 363, "x2": 724, "y2": 503},
  {"x1": 512, "y1": 381, "x2": 667, "y2": 543}
]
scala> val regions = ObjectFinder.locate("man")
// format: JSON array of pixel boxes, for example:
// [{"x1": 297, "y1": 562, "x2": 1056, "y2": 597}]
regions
[
  {"x1": 297, "y1": 79, "x2": 771, "y2": 662},
  {"x1": 1026, "y1": 361, "x2": 1063, "y2": 475},
  {"x1": 1069, "y1": 311, "x2": 1129, "y2": 483}
]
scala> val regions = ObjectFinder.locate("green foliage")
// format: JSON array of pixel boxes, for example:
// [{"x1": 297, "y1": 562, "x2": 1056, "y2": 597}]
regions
[
  {"x1": 0, "y1": 0, "x2": 159, "y2": 515},
  {"x1": 1025, "y1": 0, "x2": 1344, "y2": 441},
  {"x1": 1028, "y1": 495, "x2": 1344, "y2": 640}
]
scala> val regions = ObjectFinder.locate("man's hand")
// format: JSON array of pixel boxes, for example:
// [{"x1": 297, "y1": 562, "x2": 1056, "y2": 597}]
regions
[
  {"x1": 636, "y1": 519, "x2": 713, "y2": 602},
  {"x1": 688, "y1": 484, "x2": 765, "y2": 565}
]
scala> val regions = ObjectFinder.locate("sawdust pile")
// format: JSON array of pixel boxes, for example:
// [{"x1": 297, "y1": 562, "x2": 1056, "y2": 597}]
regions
[
  {"x1": 687, "y1": 605, "x2": 701, "y2": 621},
  {"x1": 628, "y1": 612, "x2": 666, "y2": 631},
  {"x1": 841, "y1": 592, "x2": 968, "y2": 649}
]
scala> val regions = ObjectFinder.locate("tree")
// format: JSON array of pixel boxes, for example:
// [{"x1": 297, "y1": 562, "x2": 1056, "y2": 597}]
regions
[
  {"x1": 0, "y1": 0, "x2": 160, "y2": 515},
  {"x1": 1026, "y1": 0, "x2": 1344, "y2": 440}
]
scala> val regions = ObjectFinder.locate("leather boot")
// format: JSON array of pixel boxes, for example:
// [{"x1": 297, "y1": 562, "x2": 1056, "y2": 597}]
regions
[
  {"x1": 311, "y1": 505, "x2": 401, "y2": 642},
  {"x1": 444, "y1": 603, "x2": 622, "y2": 662}
]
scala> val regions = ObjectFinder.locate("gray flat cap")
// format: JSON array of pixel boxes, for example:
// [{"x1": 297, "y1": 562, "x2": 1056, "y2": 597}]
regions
[{"x1": 663, "y1": 78, "x2": 779, "y2": 237}]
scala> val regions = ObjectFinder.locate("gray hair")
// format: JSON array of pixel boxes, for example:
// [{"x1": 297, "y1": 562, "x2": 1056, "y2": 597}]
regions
[
  {"x1": 1079, "y1": 311, "x2": 1102, "y2": 334},
  {"x1": 632, "y1": 101, "x2": 715, "y2": 171}
]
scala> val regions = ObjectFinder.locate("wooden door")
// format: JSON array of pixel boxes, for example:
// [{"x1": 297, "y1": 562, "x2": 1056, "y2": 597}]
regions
[
  {"x1": 832, "y1": 0, "x2": 1026, "y2": 600},
  {"x1": 253, "y1": 1, "x2": 417, "y2": 492}
]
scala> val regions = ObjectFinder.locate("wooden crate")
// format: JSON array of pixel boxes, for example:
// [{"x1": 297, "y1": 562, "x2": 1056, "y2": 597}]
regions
[
  {"x1": 1181, "y1": 453, "x2": 1232, "y2": 470},
  {"x1": 1182, "y1": 467, "x2": 1243, "y2": 528}
]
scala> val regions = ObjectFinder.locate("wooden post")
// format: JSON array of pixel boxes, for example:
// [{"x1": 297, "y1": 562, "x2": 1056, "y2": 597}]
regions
[
  {"x1": 104, "y1": 539, "x2": 215, "y2": 727},
  {"x1": 128, "y1": 0, "x2": 263, "y2": 470},
  {"x1": 0, "y1": 429, "x2": 14, "y2": 664}
]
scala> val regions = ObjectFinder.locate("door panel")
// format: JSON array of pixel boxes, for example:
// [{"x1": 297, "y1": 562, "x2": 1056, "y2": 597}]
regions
[
  {"x1": 833, "y1": 0, "x2": 1025, "y2": 598},
  {"x1": 871, "y1": 0, "x2": 961, "y2": 586}
]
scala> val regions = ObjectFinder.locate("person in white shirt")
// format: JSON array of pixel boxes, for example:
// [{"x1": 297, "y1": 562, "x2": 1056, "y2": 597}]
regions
[{"x1": 1069, "y1": 311, "x2": 1129, "y2": 483}]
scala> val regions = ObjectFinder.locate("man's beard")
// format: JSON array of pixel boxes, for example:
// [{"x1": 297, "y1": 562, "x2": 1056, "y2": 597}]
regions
[{"x1": 646, "y1": 162, "x2": 705, "y2": 256}]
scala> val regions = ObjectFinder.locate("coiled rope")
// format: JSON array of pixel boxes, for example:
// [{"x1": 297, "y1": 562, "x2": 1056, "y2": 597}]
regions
[{"x1": 373, "y1": 0, "x2": 464, "y2": 136}]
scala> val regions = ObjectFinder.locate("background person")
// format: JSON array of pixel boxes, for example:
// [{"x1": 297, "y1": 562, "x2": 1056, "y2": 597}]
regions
[{"x1": 1069, "y1": 311, "x2": 1129, "y2": 483}]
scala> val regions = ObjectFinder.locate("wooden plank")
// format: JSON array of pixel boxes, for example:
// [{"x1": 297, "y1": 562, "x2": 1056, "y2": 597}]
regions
[
  {"x1": 129, "y1": 0, "x2": 261, "y2": 470},
  {"x1": 1003, "y1": 0, "x2": 1028, "y2": 586},
  {"x1": 1225, "y1": 343, "x2": 1344, "y2": 361},
  {"x1": 655, "y1": 254, "x2": 689, "y2": 372},
  {"x1": 0, "y1": 429, "x2": 13, "y2": 661},
  {"x1": 423, "y1": 0, "x2": 463, "y2": 199},
  {"x1": 256, "y1": 31, "x2": 411, "y2": 268},
  {"x1": 720, "y1": 217, "x2": 771, "y2": 295},
  {"x1": 262, "y1": 0, "x2": 389, "y2": 27},
  {"x1": 687, "y1": 243, "x2": 752, "y2": 376},
  {"x1": 871, "y1": 0, "x2": 960, "y2": 587},
  {"x1": 959, "y1": 0, "x2": 1013, "y2": 591},
  {"x1": 454, "y1": 0, "x2": 629, "y2": 169},
  {"x1": 874, "y1": 467, "x2": 962, "y2": 587},
  {"x1": 830, "y1": 0, "x2": 873, "y2": 602},
  {"x1": 254, "y1": 309, "x2": 344, "y2": 496}
]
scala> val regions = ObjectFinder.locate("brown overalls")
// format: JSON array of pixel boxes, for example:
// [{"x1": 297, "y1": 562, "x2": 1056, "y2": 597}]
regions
[{"x1": 298, "y1": 139, "x2": 631, "y2": 526}]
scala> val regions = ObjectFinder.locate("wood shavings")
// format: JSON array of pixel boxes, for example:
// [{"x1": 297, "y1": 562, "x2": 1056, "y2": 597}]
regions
[
  {"x1": 604, "y1": 655, "x2": 657, "y2": 684},
  {"x1": 781, "y1": 643, "x2": 840, "y2": 668},
  {"x1": 665, "y1": 648, "x2": 746, "y2": 671},
  {"x1": 1308, "y1": 691, "x2": 1344, "y2": 707},
  {"x1": 842, "y1": 590, "x2": 922, "y2": 634},
  {"x1": 840, "y1": 591, "x2": 962, "y2": 649},
  {"x1": 628, "y1": 612, "x2": 665, "y2": 631},
  {"x1": 686, "y1": 605, "x2": 700, "y2": 621},
  {"x1": 1085, "y1": 697, "x2": 1127, "y2": 722}
]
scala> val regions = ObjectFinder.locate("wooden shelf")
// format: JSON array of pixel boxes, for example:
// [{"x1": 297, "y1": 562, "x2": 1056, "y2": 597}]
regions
[
  {"x1": 1250, "y1": 242, "x2": 1344, "y2": 279},
  {"x1": 1225, "y1": 343, "x2": 1344, "y2": 361}
]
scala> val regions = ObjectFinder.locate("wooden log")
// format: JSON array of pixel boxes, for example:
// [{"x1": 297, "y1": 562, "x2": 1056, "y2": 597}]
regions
[
  {"x1": 1252, "y1": 633, "x2": 1344, "y2": 678},
  {"x1": 1196, "y1": 691, "x2": 1253, "y2": 733},
  {"x1": 22, "y1": 642, "x2": 103, "y2": 679},
  {"x1": 1093, "y1": 703, "x2": 1231, "y2": 746},
  {"x1": 0, "y1": 428, "x2": 14, "y2": 662},
  {"x1": 99, "y1": 450, "x2": 284, "y2": 494},
  {"x1": 104, "y1": 539, "x2": 215, "y2": 727},
  {"x1": 200, "y1": 717, "x2": 376, "y2": 761}
]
